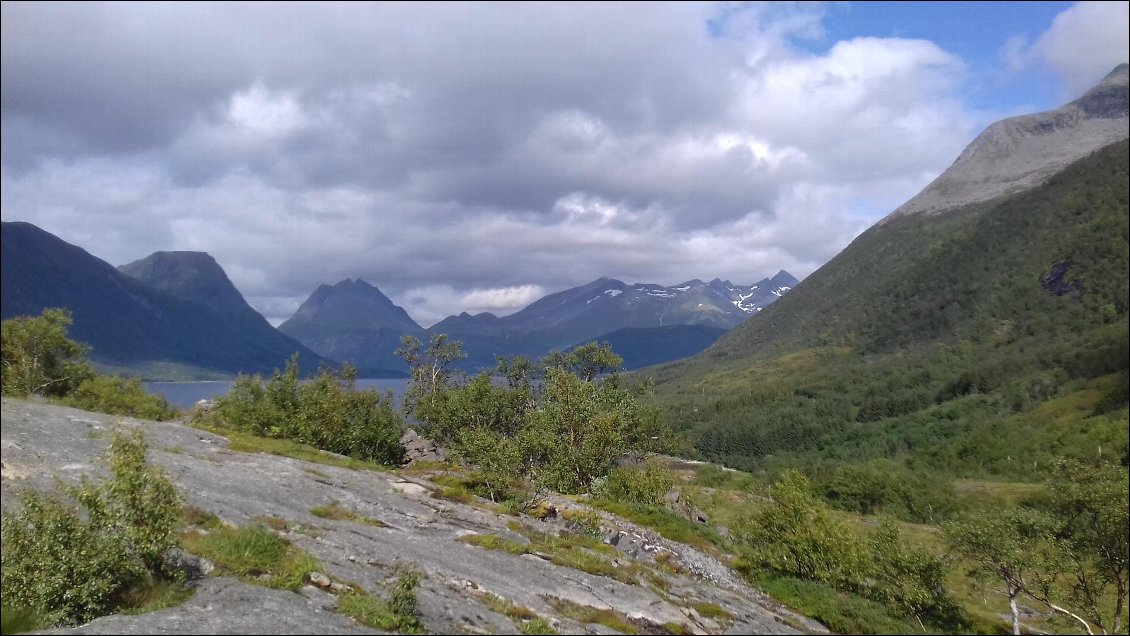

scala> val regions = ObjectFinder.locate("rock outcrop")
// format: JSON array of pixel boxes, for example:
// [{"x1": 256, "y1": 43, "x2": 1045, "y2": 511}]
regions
[{"x1": 1, "y1": 399, "x2": 823, "y2": 635}]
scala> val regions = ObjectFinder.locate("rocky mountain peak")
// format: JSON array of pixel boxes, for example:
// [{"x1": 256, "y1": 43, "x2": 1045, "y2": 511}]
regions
[
  {"x1": 280, "y1": 278, "x2": 421, "y2": 333},
  {"x1": 118, "y1": 251, "x2": 250, "y2": 316},
  {"x1": 885, "y1": 63, "x2": 1129, "y2": 220}
]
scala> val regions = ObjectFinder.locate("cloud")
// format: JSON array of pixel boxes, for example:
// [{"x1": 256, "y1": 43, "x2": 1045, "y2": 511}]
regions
[
  {"x1": 1002, "y1": 1, "x2": 1129, "y2": 97},
  {"x1": 1, "y1": 3, "x2": 1020, "y2": 325},
  {"x1": 462, "y1": 286, "x2": 547, "y2": 316}
]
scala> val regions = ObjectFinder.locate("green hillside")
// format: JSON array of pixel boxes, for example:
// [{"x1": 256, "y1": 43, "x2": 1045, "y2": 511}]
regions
[{"x1": 648, "y1": 140, "x2": 1129, "y2": 481}]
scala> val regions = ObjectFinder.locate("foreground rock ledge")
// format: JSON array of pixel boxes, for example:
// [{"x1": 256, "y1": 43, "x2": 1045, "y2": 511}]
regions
[{"x1": 1, "y1": 398, "x2": 823, "y2": 635}]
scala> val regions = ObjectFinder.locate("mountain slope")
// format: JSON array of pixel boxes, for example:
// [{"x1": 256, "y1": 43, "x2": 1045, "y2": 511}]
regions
[
  {"x1": 888, "y1": 63, "x2": 1128, "y2": 219},
  {"x1": 430, "y1": 273, "x2": 795, "y2": 370},
  {"x1": 571, "y1": 324, "x2": 728, "y2": 371},
  {"x1": 647, "y1": 70, "x2": 1129, "y2": 478},
  {"x1": 278, "y1": 279, "x2": 422, "y2": 376},
  {"x1": 119, "y1": 251, "x2": 257, "y2": 317},
  {"x1": 1, "y1": 222, "x2": 325, "y2": 379}
]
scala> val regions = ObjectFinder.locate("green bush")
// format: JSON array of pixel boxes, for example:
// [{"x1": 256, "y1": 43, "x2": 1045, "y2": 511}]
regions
[
  {"x1": 820, "y1": 460, "x2": 957, "y2": 523},
  {"x1": 596, "y1": 463, "x2": 675, "y2": 506},
  {"x1": 207, "y1": 356, "x2": 405, "y2": 464},
  {"x1": 1, "y1": 308, "x2": 93, "y2": 398},
  {"x1": 740, "y1": 470, "x2": 865, "y2": 585},
  {"x1": 399, "y1": 340, "x2": 672, "y2": 496},
  {"x1": 63, "y1": 375, "x2": 180, "y2": 421},
  {"x1": 1, "y1": 489, "x2": 144, "y2": 626},
  {"x1": 737, "y1": 471, "x2": 962, "y2": 629},
  {"x1": 0, "y1": 430, "x2": 183, "y2": 626},
  {"x1": 338, "y1": 563, "x2": 423, "y2": 634}
]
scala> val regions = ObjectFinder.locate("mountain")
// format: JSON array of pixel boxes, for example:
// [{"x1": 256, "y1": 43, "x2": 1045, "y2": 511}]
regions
[
  {"x1": 429, "y1": 273, "x2": 796, "y2": 370},
  {"x1": 277, "y1": 279, "x2": 422, "y2": 376},
  {"x1": 648, "y1": 67, "x2": 1129, "y2": 477},
  {"x1": 1, "y1": 222, "x2": 326, "y2": 380},
  {"x1": 888, "y1": 63, "x2": 1128, "y2": 219},
  {"x1": 570, "y1": 324, "x2": 728, "y2": 371},
  {"x1": 119, "y1": 251, "x2": 257, "y2": 317}
]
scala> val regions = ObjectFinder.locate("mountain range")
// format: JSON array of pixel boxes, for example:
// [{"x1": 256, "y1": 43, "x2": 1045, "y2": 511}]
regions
[
  {"x1": 274, "y1": 271, "x2": 795, "y2": 373},
  {"x1": 0, "y1": 222, "x2": 793, "y2": 378},
  {"x1": 0, "y1": 223, "x2": 327, "y2": 380}
]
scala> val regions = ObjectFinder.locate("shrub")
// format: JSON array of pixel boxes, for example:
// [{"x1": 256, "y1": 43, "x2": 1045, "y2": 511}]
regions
[
  {"x1": 338, "y1": 563, "x2": 423, "y2": 634},
  {"x1": 0, "y1": 430, "x2": 183, "y2": 626},
  {"x1": 1, "y1": 489, "x2": 144, "y2": 625},
  {"x1": 63, "y1": 375, "x2": 180, "y2": 421},
  {"x1": 740, "y1": 470, "x2": 865, "y2": 585},
  {"x1": 596, "y1": 463, "x2": 675, "y2": 507},
  {"x1": 738, "y1": 471, "x2": 962, "y2": 630},
  {"x1": 400, "y1": 340, "x2": 672, "y2": 496},
  {"x1": 207, "y1": 356, "x2": 405, "y2": 464},
  {"x1": 1, "y1": 308, "x2": 93, "y2": 398}
]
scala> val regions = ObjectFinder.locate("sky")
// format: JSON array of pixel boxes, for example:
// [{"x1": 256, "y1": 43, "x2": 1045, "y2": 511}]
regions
[{"x1": 2, "y1": 2, "x2": 1127, "y2": 327}]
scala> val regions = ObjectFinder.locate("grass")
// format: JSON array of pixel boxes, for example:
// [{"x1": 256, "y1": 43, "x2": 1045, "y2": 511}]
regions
[
  {"x1": 543, "y1": 596, "x2": 641, "y2": 634},
  {"x1": 951, "y1": 480, "x2": 1046, "y2": 510},
  {"x1": 457, "y1": 532, "x2": 531, "y2": 556},
  {"x1": 337, "y1": 564, "x2": 423, "y2": 634},
  {"x1": 751, "y1": 574, "x2": 929, "y2": 635},
  {"x1": 181, "y1": 504, "x2": 223, "y2": 530},
  {"x1": 426, "y1": 473, "x2": 522, "y2": 514},
  {"x1": 459, "y1": 527, "x2": 645, "y2": 586},
  {"x1": 0, "y1": 605, "x2": 47, "y2": 635},
  {"x1": 118, "y1": 578, "x2": 196, "y2": 615},
  {"x1": 196, "y1": 426, "x2": 384, "y2": 472},
  {"x1": 338, "y1": 592, "x2": 424, "y2": 634},
  {"x1": 431, "y1": 484, "x2": 475, "y2": 504},
  {"x1": 520, "y1": 616, "x2": 558, "y2": 635},
  {"x1": 471, "y1": 589, "x2": 557, "y2": 634},
  {"x1": 588, "y1": 499, "x2": 721, "y2": 553},
  {"x1": 691, "y1": 600, "x2": 732, "y2": 620},
  {"x1": 178, "y1": 524, "x2": 321, "y2": 591},
  {"x1": 542, "y1": 596, "x2": 690, "y2": 635},
  {"x1": 310, "y1": 500, "x2": 387, "y2": 527}
]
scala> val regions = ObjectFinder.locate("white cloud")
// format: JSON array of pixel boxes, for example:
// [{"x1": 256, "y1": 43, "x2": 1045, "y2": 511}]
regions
[
  {"x1": 1003, "y1": 1, "x2": 1129, "y2": 96},
  {"x1": 461, "y1": 285, "x2": 546, "y2": 315},
  {"x1": 1, "y1": 3, "x2": 1018, "y2": 325}
]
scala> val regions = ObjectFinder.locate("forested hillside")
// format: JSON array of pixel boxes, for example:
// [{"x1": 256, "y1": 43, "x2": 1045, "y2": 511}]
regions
[{"x1": 649, "y1": 140, "x2": 1129, "y2": 481}]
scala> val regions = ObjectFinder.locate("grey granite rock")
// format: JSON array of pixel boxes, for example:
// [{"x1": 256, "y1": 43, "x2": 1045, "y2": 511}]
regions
[{"x1": 2, "y1": 398, "x2": 823, "y2": 635}]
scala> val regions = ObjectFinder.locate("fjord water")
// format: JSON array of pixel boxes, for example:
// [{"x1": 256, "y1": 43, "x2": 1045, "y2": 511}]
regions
[{"x1": 145, "y1": 378, "x2": 411, "y2": 410}]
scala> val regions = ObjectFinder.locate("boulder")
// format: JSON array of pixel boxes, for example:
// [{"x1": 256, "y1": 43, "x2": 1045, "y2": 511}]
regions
[{"x1": 400, "y1": 428, "x2": 446, "y2": 464}]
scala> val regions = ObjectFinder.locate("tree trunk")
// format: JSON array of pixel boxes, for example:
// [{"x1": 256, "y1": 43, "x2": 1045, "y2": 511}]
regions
[{"x1": 1010, "y1": 589, "x2": 1021, "y2": 636}]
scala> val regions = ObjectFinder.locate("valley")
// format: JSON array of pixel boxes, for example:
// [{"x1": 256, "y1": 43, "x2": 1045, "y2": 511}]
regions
[{"x1": 2, "y1": 53, "x2": 1127, "y2": 636}]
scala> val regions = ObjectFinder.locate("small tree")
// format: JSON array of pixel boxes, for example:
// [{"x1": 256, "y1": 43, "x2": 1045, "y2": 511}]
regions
[
  {"x1": 944, "y1": 507, "x2": 1060, "y2": 635},
  {"x1": 399, "y1": 338, "x2": 670, "y2": 496},
  {"x1": 545, "y1": 340, "x2": 624, "y2": 382},
  {"x1": 1043, "y1": 461, "x2": 1129, "y2": 635},
  {"x1": 742, "y1": 470, "x2": 865, "y2": 584},
  {"x1": 1, "y1": 308, "x2": 93, "y2": 397},
  {"x1": 946, "y1": 463, "x2": 1130, "y2": 636}
]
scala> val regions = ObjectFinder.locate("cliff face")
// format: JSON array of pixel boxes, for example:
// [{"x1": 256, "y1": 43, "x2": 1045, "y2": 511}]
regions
[{"x1": 1, "y1": 398, "x2": 821, "y2": 635}]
